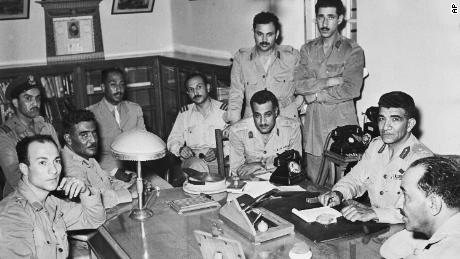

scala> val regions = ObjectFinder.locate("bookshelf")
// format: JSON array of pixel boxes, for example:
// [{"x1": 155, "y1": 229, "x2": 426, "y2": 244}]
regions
[{"x1": 0, "y1": 53, "x2": 232, "y2": 140}]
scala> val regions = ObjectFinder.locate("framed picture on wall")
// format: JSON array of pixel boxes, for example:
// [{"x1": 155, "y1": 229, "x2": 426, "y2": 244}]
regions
[
  {"x1": 112, "y1": 0, "x2": 155, "y2": 14},
  {"x1": 53, "y1": 16, "x2": 95, "y2": 56},
  {"x1": 0, "y1": 0, "x2": 30, "y2": 20}
]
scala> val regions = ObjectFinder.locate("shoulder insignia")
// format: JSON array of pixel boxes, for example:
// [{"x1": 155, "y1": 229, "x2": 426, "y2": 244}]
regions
[
  {"x1": 413, "y1": 143, "x2": 431, "y2": 154},
  {"x1": 179, "y1": 105, "x2": 189, "y2": 113},
  {"x1": 248, "y1": 131, "x2": 253, "y2": 139},
  {"x1": 219, "y1": 103, "x2": 228, "y2": 111},
  {"x1": 277, "y1": 128, "x2": 279, "y2": 136},
  {"x1": 399, "y1": 169, "x2": 405, "y2": 174},
  {"x1": 399, "y1": 147, "x2": 410, "y2": 159},
  {"x1": 0, "y1": 124, "x2": 12, "y2": 134},
  {"x1": 276, "y1": 50, "x2": 281, "y2": 59},
  {"x1": 335, "y1": 40, "x2": 342, "y2": 49},
  {"x1": 378, "y1": 143, "x2": 386, "y2": 153}
]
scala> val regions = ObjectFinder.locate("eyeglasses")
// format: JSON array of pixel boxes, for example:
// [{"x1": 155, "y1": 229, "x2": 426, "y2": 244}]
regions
[{"x1": 316, "y1": 15, "x2": 338, "y2": 22}]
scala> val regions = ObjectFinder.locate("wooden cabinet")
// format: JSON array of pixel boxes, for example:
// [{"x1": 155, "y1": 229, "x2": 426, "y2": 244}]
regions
[{"x1": 0, "y1": 53, "x2": 231, "y2": 140}]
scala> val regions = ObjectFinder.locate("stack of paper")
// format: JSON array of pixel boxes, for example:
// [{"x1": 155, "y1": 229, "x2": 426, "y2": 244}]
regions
[{"x1": 292, "y1": 207, "x2": 342, "y2": 223}]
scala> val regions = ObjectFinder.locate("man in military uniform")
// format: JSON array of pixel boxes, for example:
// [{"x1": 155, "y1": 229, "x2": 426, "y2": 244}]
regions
[
  {"x1": 0, "y1": 135, "x2": 106, "y2": 258},
  {"x1": 294, "y1": 0, "x2": 365, "y2": 182},
  {"x1": 0, "y1": 76, "x2": 59, "y2": 197},
  {"x1": 61, "y1": 110, "x2": 141, "y2": 209},
  {"x1": 229, "y1": 90, "x2": 301, "y2": 176},
  {"x1": 226, "y1": 11, "x2": 301, "y2": 124},
  {"x1": 318, "y1": 92, "x2": 433, "y2": 224},
  {"x1": 87, "y1": 67, "x2": 146, "y2": 173},
  {"x1": 167, "y1": 73, "x2": 228, "y2": 175},
  {"x1": 380, "y1": 156, "x2": 460, "y2": 259}
]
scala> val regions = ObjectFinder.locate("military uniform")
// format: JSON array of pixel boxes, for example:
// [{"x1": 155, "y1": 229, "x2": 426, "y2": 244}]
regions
[
  {"x1": 62, "y1": 146, "x2": 133, "y2": 209},
  {"x1": 227, "y1": 45, "x2": 300, "y2": 123},
  {"x1": 87, "y1": 98, "x2": 146, "y2": 172},
  {"x1": 332, "y1": 134, "x2": 433, "y2": 224},
  {"x1": 0, "y1": 115, "x2": 59, "y2": 196},
  {"x1": 0, "y1": 179, "x2": 106, "y2": 259},
  {"x1": 229, "y1": 116, "x2": 302, "y2": 175},
  {"x1": 167, "y1": 99, "x2": 228, "y2": 173},
  {"x1": 294, "y1": 34, "x2": 365, "y2": 181}
]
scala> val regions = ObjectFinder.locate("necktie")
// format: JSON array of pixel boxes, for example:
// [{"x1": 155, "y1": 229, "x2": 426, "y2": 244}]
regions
[{"x1": 114, "y1": 106, "x2": 121, "y2": 127}]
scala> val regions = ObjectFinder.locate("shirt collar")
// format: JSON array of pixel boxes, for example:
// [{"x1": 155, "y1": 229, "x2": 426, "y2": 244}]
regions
[
  {"x1": 63, "y1": 145, "x2": 95, "y2": 167},
  {"x1": 103, "y1": 97, "x2": 120, "y2": 113},
  {"x1": 17, "y1": 179, "x2": 47, "y2": 211},
  {"x1": 426, "y1": 212, "x2": 460, "y2": 247}
]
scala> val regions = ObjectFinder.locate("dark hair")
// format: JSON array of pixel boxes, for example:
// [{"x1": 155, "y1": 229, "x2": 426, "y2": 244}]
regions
[
  {"x1": 184, "y1": 72, "x2": 209, "y2": 88},
  {"x1": 101, "y1": 67, "x2": 125, "y2": 84},
  {"x1": 253, "y1": 11, "x2": 281, "y2": 33},
  {"x1": 315, "y1": 0, "x2": 346, "y2": 16},
  {"x1": 62, "y1": 109, "x2": 97, "y2": 135},
  {"x1": 410, "y1": 156, "x2": 460, "y2": 210},
  {"x1": 250, "y1": 90, "x2": 279, "y2": 112},
  {"x1": 16, "y1": 135, "x2": 58, "y2": 165},
  {"x1": 378, "y1": 91, "x2": 417, "y2": 119}
]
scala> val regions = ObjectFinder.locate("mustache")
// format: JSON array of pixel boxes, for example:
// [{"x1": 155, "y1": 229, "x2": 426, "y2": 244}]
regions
[
  {"x1": 259, "y1": 124, "x2": 269, "y2": 128},
  {"x1": 320, "y1": 27, "x2": 330, "y2": 31},
  {"x1": 259, "y1": 42, "x2": 269, "y2": 45},
  {"x1": 192, "y1": 95, "x2": 202, "y2": 99}
]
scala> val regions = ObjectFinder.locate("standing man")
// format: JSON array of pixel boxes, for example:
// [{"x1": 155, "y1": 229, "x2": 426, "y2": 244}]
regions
[
  {"x1": 229, "y1": 90, "x2": 301, "y2": 176},
  {"x1": 61, "y1": 110, "x2": 140, "y2": 209},
  {"x1": 381, "y1": 157, "x2": 460, "y2": 259},
  {"x1": 0, "y1": 135, "x2": 106, "y2": 258},
  {"x1": 294, "y1": 0, "x2": 365, "y2": 182},
  {"x1": 318, "y1": 92, "x2": 433, "y2": 224},
  {"x1": 87, "y1": 68, "x2": 146, "y2": 173},
  {"x1": 167, "y1": 73, "x2": 228, "y2": 175},
  {"x1": 227, "y1": 11, "x2": 301, "y2": 124},
  {"x1": 0, "y1": 76, "x2": 59, "y2": 197}
]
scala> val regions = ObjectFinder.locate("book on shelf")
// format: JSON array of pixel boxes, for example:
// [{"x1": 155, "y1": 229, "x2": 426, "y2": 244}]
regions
[{"x1": 40, "y1": 75, "x2": 74, "y2": 98}]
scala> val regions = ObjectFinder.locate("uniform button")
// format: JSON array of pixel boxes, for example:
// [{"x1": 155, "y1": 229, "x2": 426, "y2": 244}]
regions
[
  {"x1": 397, "y1": 191, "x2": 401, "y2": 195},
  {"x1": 46, "y1": 241, "x2": 50, "y2": 244},
  {"x1": 263, "y1": 151, "x2": 267, "y2": 154},
  {"x1": 383, "y1": 174, "x2": 387, "y2": 179},
  {"x1": 58, "y1": 248, "x2": 63, "y2": 252},
  {"x1": 380, "y1": 191, "x2": 384, "y2": 195},
  {"x1": 262, "y1": 75, "x2": 266, "y2": 78}
]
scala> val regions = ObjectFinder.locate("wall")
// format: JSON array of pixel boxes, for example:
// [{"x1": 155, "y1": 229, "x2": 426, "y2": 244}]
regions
[
  {"x1": 0, "y1": 0, "x2": 174, "y2": 67},
  {"x1": 357, "y1": 0, "x2": 460, "y2": 154},
  {"x1": 170, "y1": 0, "x2": 305, "y2": 58}
]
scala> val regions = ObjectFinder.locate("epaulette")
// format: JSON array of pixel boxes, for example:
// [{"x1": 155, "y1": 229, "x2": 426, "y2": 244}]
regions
[
  {"x1": 378, "y1": 143, "x2": 386, "y2": 153},
  {"x1": 179, "y1": 104, "x2": 189, "y2": 113},
  {"x1": 412, "y1": 143, "x2": 432, "y2": 155},
  {"x1": 13, "y1": 196, "x2": 27, "y2": 208},
  {"x1": 278, "y1": 117, "x2": 299, "y2": 128},
  {"x1": 219, "y1": 103, "x2": 228, "y2": 111},
  {"x1": 0, "y1": 124, "x2": 12, "y2": 134}
]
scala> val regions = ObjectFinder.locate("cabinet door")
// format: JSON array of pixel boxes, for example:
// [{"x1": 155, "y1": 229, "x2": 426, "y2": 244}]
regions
[{"x1": 160, "y1": 64, "x2": 180, "y2": 138}]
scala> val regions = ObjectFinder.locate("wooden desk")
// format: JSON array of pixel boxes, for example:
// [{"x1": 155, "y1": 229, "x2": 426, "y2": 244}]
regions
[{"x1": 89, "y1": 188, "x2": 396, "y2": 259}]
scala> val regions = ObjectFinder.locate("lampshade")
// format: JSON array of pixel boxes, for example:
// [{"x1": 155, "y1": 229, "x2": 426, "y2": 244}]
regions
[{"x1": 111, "y1": 130, "x2": 166, "y2": 161}]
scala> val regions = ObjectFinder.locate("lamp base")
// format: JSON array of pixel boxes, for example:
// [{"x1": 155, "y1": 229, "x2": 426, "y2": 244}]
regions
[{"x1": 129, "y1": 208, "x2": 154, "y2": 221}]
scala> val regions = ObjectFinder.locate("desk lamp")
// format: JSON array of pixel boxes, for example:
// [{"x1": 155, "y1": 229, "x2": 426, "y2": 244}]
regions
[{"x1": 111, "y1": 130, "x2": 166, "y2": 221}]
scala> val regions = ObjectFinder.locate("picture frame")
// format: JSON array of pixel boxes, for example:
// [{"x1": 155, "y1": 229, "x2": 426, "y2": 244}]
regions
[
  {"x1": 0, "y1": 0, "x2": 30, "y2": 20},
  {"x1": 112, "y1": 0, "x2": 155, "y2": 15},
  {"x1": 53, "y1": 16, "x2": 95, "y2": 56}
]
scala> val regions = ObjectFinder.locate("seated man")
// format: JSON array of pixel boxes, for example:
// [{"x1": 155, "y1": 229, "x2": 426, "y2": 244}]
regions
[
  {"x1": 0, "y1": 76, "x2": 60, "y2": 196},
  {"x1": 61, "y1": 109, "x2": 137, "y2": 208},
  {"x1": 87, "y1": 68, "x2": 146, "y2": 173},
  {"x1": 229, "y1": 90, "x2": 301, "y2": 176},
  {"x1": 319, "y1": 91, "x2": 433, "y2": 223},
  {"x1": 167, "y1": 72, "x2": 228, "y2": 175},
  {"x1": 0, "y1": 135, "x2": 106, "y2": 258},
  {"x1": 381, "y1": 156, "x2": 460, "y2": 259}
]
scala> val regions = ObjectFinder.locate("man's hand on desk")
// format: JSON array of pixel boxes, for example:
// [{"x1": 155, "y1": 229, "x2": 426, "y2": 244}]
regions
[
  {"x1": 237, "y1": 162, "x2": 266, "y2": 176},
  {"x1": 179, "y1": 146, "x2": 195, "y2": 159},
  {"x1": 203, "y1": 148, "x2": 216, "y2": 162},
  {"x1": 341, "y1": 200, "x2": 378, "y2": 222},
  {"x1": 318, "y1": 191, "x2": 343, "y2": 207}
]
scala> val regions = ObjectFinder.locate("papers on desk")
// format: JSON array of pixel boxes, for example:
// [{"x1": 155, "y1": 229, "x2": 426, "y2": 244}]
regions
[
  {"x1": 292, "y1": 207, "x2": 342, "y2": 223},
  {"x1": 226, "y1": 181, "x2": 306, "y2": 202}
]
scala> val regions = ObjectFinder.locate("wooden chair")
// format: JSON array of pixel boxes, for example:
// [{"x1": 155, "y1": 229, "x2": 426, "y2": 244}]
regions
[
  {"x1": 215, "y1": 129, "x2": 229, "y2": 177},
  {"x1": 316, "y1": 131, "x2": 362, "y2": 187}
]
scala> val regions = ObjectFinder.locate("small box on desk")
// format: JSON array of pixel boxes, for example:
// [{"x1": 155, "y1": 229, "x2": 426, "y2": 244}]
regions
[{"x1": 219, "y1": 194, "x2": 294, "y2": 243}]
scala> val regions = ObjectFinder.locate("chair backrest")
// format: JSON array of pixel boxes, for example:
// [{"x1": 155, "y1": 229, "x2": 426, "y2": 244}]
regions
[{"x1": 215, "y1": 129, "x2": 229, "y2": 177}]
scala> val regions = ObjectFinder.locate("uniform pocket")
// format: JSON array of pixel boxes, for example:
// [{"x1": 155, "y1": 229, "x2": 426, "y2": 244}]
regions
[{"x1": 326, "y1": 63, "x2": 345, "y2": 77}]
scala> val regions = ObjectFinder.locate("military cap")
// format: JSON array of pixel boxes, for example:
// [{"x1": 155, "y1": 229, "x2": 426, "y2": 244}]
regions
[{"x1": 6, "y1": 75, "x2": 43, "y2": 101}]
